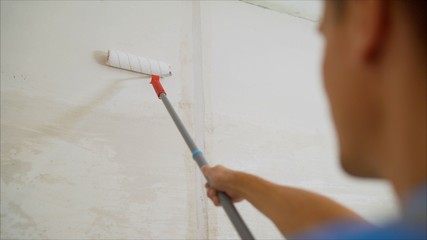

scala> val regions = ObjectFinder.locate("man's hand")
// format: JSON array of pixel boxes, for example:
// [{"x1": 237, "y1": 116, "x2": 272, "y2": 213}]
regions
[
  {"x1": 202, "y1": 165, "x2": 244, "y2": 206},
  {"x1": 202, "y1": 164, "x2": 364, "y2": 236}
]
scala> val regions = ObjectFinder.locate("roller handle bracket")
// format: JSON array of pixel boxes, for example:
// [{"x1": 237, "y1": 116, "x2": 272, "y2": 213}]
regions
[{"x1": 151, "y1": 75, "x2": 166, "y2": 98}]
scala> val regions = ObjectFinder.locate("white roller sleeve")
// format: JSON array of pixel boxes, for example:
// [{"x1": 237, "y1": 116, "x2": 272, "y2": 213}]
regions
[{"x1": 107, "y1": 50, "x2": 172, "y2": 77}]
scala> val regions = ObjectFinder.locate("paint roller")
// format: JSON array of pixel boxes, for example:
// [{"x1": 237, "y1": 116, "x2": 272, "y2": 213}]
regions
[{"x1": 106, "y1": 50, "x2": 254, "y2": 240}]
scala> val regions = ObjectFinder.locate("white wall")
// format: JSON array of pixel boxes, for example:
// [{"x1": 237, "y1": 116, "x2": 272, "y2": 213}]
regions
[{"x1": 1, "y1": 1, "x2": 398, "y2": 239}]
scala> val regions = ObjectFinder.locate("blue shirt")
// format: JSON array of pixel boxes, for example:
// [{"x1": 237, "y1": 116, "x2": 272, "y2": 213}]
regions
[{"x1": 292, "y1": 185, "x2": 426, "y2": 240}]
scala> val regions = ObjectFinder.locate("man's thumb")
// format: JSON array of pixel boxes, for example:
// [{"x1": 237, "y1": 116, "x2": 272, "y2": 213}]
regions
[{"x1": 201, "y1": 166, "x2": 210, "y2": 176}]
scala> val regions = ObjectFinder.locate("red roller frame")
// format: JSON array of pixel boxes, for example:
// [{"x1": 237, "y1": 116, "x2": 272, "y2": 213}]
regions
[{"x1": 150, "y1": 75, "x2": 166, "y2": 98}]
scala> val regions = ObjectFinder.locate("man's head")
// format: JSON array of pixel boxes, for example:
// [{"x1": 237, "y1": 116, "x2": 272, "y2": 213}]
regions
[{"x1": 319, "y1": 0, "x2": 426, "y2": 181}]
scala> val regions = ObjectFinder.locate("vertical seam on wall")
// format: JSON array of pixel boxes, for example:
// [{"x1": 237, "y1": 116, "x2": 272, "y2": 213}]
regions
[{"x1": 192, "y1": 2, "x2": 209, "y2": 239}]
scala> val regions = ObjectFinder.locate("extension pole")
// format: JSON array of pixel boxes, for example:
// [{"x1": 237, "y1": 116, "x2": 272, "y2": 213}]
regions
[{"x1": 151, "y1": 76, "x2": 254, "y2": 240}]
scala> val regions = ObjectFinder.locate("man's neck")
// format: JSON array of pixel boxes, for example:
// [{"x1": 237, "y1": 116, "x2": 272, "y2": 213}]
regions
[{"x1": 379, "y1": 58, "x2": 426, "y2": 204}]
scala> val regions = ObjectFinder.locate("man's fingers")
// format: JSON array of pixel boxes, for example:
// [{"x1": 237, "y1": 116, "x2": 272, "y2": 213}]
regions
[
  {"x1": 207, "y1": 188, "x2": 213, "y2": 198},
  {"x1": 205, "y1": 184, "x2": 222, "y2": 207},
  {"x1": 213, "y1": 196, "x2": 220, "y2": 206},
  {"x1": 203, "y1": 165, "x2": 231, "y2": 207}
]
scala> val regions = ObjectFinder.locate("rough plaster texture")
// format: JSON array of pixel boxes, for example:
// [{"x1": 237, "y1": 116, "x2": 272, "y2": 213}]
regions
[{"x1": 1, "y1": 1, "x2": 398, "y2": 239}]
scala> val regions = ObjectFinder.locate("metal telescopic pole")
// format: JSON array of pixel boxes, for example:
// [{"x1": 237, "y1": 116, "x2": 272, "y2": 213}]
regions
[{"x1": 160, "y1": 93, "x2": 254, "y2": 240}]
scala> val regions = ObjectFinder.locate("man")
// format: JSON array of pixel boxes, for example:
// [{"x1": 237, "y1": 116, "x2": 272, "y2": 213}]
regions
[{"x1": 202, "y1": 0, "x2": 426, "y2": 239}]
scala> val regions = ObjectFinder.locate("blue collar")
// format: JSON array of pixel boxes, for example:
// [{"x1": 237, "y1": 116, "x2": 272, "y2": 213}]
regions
[{"x1": 402, "y1": 184, "x2": 426, "y2": 226}]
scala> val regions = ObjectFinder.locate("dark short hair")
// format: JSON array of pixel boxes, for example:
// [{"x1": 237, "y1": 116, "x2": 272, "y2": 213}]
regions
[
  {"x1": 332, "y1": 0, "x2": 426, "y2": 48},
  {"x1": 399, "y1": 0, "x2": 427, "y2": 45}
]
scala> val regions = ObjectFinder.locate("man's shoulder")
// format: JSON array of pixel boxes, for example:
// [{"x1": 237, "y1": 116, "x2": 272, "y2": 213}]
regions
[
  {"x1": 292, "y1": 220, "x2": 426, "y2": 240},
  {"x1": 292, "y1": 185, "x2": 426, "y2": 240}
]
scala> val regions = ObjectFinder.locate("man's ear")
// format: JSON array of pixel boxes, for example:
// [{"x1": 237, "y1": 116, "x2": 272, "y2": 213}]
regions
[{"x1": 349, "y1": 0, "x2": 389, "y2": 63}]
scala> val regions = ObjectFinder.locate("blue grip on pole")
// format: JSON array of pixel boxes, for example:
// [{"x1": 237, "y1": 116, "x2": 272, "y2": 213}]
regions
[{"x1": 192, "y1": 149, "x2": 203, "y2": 158}]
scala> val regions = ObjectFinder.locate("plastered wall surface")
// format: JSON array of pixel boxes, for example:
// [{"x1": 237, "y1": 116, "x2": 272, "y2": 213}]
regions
[
  {"x1": 1, "y1": 1, "x2": 398, "y2": 239},
  {"x1": 1, "y1": 2, "x2": 197, "y2": 239}
]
